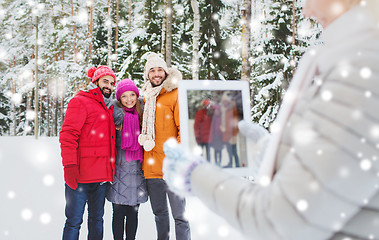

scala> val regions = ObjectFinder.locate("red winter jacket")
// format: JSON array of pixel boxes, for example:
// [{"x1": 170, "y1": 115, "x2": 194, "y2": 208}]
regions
[
  {"x1": 193, "y1": 108, "x2": 213, "y2": 144},
  {"x1": 59, "y1": 87, "x2": 116, "y2": 183}
]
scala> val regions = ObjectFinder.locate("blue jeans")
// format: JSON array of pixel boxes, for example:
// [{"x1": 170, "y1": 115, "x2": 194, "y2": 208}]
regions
[
  {"x1": 62, "y1": 183, "x2": 108, "y2": 240},
  {"x1": 146, "y1": 178, "x2": 191, "y2": 240}
]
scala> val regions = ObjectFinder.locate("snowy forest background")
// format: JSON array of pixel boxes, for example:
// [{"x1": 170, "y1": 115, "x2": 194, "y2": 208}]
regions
[{"x1": 0, "y1": 0, "x2": 322, "y2": 137}]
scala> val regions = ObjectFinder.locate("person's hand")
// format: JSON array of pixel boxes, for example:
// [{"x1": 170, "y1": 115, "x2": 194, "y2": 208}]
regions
[
  {"x1": 64, "y1": 165, "x2": 79, "y2": 190},
  {"x1": 238, "y1": 120, "x2": 269, "y2": 143},
  {"x1": 163, "y1": 138, "x2": 205, "y2": 196},
  {"x1": 238, "y1": 120, "x2": 270, "y2": 177}
]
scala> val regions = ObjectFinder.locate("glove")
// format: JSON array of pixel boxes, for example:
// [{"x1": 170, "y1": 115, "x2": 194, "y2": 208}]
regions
[
  {"x1": 163, "y1": 138, "x2": 205, "y2": 197},
  {"x1": 64, "y1": 165, "x2": 79, "y2": 190},
  {"x1": 238, "y1": 120, "x2": 271, "y2": 178},
  {"x1": 238, "y1": 120, "x2": 269, "y2": 143}
]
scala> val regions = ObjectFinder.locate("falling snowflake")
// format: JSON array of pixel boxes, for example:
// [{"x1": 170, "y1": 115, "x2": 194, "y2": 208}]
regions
[
  {"x1": 77, "y1": 9, "x2": 88, "y2": 24},
  {"x1": 11, "y1": 93, "x2": 22, "y2": 105},
  {"x1": 147, "y1": 158, "x2": 155, "y2": 165},
  {"x1": 165, "y1": 7, "x2": 172, "y2": 15},
  {"x1": 370, "y1": 125, "x2": 379, "y2": 139},
  {"x1": 40, "y1": 213, "x2": 51, "y2": 224},
  {"x1": 270, "y1": 122, "x2": 281, "y2": 134},
  {"x1": 360, "y1": 159, "x2": 372, "y2": 171},
  {"x1": 61, "y1": 17, "x2": 68, "y2": 26},
  {"x1": 309, "y1": 181, "x2": 320, "y2": 192},
  {"x1": 256, "y1": 45, "x2": 264, "y2": 52},
  {"x1": 105, "y1": 19, "x2": 112, "y2": 27},
  {"x1": 314, "y1": 76, "x2": 323, "y2": 86},
  {"x1": 26, "y1": 110, "x2": 36, "y2": 121},
  {"x1": 321, "y1": 90, "x2": 333, "y2": 101},
  {"x1": 21, "y1": 208, "x2": 33, "y2": 221},
  {"x1": 7, "y1": 191, "x2": 15, "y2": 199},
  {"x1": 5, "y1": 32, "x2": 12, "y2": 40},
  {"x1": 258, "y1": 175, "x2": 271, "y2": 187},
  {"x1": 296, "y1": 199, "x2": 308, "y2": 212},
  {"x1": 316, "y1": 149, "x2": 323, "y2": 156},
  {"x1": 217, "y1": 225, "x2": 230, "y2": 237},
  {"x1": 339, "y1": 167, "x2": 350, "y2": 178},
  {"x1": 195, "y1": 224, "x2": 208, "y2": 236},
  {"x1": 292, "y1": 122, "x2": 317, "y2": 145},
  {"x1": 43, "y1": 174, "x2": 55, "y2": 186},
  {"x1": 192, "y1": 146, "x2": 203, "y2": 156},
  {"x1": 75, "y1": 52, "x2": 84, "y2": 61},
  {"x1": 365, "y1": 91, "x2": 372, "y2": 98},
  {"x1": 360, "y1": 67, "x2": 372, "y2": 79},
  {"x1": 332, "y1": 221, "x2": 342, "y2": 231},
  {"x1": 35, "y1": 150, "x2": 48, "y2": 164}
]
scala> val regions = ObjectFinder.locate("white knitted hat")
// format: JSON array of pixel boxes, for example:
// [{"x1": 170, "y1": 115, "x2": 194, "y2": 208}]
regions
[{"x1": 144, "y1": 53, "x2": 168, "y2": 81}]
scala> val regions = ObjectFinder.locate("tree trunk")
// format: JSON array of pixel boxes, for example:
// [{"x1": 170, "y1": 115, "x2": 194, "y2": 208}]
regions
[
  {"x1": 89, "y1": 0, "x2": 94, "y2": 66},
  {"x1": 241, "y1": 0, "x2": 251, "y2": 82},
  {"x1": 191, "y1": 0, "x2": 200, "y2": 80},
  {"x1": 107, "y1": 0, "x2": 112, "y2": 66},
  {"x1": 161, "y1": 0, "x2": 167, "y2": 56},
  {"x1": 292, "y1": 0, "x2": 296, "y2": 75},
  {"x1": 71, "y1": 0, "x2": 78, "y2": 62},
  {"x1": 114, "y1": 0, "x2": 119, "y2": 67},
  {"x1": 128, "y1": 0, "x2": 132, "y2": 33},
  {"x1": 165, "y1": 0, "x2": 172, "y2": 67},
  {"x1": 34, "y1": 15, "x2": 39, "y2": 139}
]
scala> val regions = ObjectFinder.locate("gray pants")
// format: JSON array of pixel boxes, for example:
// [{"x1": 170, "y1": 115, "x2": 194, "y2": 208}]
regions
[{"x1": 146, "y1": 178, "x2": 191, "y2": 240}]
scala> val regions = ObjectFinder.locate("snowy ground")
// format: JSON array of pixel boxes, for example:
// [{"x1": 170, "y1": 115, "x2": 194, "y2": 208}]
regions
[{"x1": 0, "y1": 136, "x2": 246, "y2": 240}]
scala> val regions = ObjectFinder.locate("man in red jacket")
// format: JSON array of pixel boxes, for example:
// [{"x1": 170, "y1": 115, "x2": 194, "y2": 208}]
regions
[
  {"x1": 59, "y1": 65, "x2": 116, "y2": 240},
  {"x1": 193, "y1": 99, "x2": 213, "y2": 160}
]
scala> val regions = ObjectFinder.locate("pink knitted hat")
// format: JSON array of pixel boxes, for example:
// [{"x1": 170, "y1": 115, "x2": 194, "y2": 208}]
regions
[
  {"x1": 87, "y1": 65, "x2": 117, "y2": 83},
  {"x1": 115, "y1": 79, "x2": 139, "y2": 101}
]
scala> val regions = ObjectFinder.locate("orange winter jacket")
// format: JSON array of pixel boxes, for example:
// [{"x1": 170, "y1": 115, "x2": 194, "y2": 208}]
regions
[{"x1": 142, "y1": 68, "x2": 181, "y2": 179}]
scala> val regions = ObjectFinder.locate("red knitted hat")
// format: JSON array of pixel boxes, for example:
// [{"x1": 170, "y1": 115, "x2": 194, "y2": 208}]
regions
[{"x1": 87, "y1": 66, "x2": 116, "y2": 83}]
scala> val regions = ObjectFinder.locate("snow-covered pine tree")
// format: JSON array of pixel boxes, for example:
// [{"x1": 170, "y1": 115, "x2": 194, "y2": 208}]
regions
[
  {"x1": 198, "y1": 0, "x2": 240, "y2": 80},
  {"x1": 0, "y1": 0, "x2": 37, "y2": 135},
  {"x1": 250, "y1": 0, "x2": 321, "y2": 128}
]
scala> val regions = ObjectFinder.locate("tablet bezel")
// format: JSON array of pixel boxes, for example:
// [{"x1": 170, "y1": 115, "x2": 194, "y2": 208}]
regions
[{"x1": 178, "y1": 80, "x2": 252, "y2": 176}]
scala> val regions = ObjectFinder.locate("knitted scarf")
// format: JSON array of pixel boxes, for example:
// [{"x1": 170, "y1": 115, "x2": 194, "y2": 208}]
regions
[
  {"x1": 121, "y1": 107, "x2": 143, "y2": 162},
  {"x1": 138, "y1": 81, "x2": 164, "y2": 151}
]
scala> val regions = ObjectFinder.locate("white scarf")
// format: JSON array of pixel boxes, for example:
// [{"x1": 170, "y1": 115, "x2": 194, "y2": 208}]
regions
[{"x1": 138, "y1": 81, "x2": 164, "y2": 151}]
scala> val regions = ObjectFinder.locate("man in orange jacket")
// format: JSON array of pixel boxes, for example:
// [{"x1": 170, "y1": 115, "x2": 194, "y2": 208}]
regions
[{"x1": 138, "y1": 53, "x2": 191, "y2": 240}]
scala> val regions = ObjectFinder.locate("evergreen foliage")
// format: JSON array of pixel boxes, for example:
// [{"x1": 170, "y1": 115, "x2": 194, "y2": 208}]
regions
[{"x1": 0, "y1": 0, "x2": 321, "y2": 136}]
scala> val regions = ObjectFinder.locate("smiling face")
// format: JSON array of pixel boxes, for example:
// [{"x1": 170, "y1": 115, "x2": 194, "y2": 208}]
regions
[
  {"x1": 120, "y1": 91, "x2": 138, "y2": 109},
  {"x1": 96, "y1": 75, "x2": 115, "y2": 98},
  {"x1": 303, "y1": 0, "x2": 358, "y2": 27},
  {"x1": 148, "y1": 67, "x2": 167, "y2": 87}
]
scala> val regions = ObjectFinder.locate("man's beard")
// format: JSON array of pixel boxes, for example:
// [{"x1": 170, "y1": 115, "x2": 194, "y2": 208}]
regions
[
  {"x1": 150, "y1": 77, "x2": 165, "y2": 87},
  {"x1": 100, "y1": 87, "x2": 112, "y2": 98}
]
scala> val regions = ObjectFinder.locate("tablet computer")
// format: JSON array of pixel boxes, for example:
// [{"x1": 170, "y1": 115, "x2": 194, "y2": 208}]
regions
[{"x1": 178, "y1": 80, "x2": 252, "y2": 176}]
